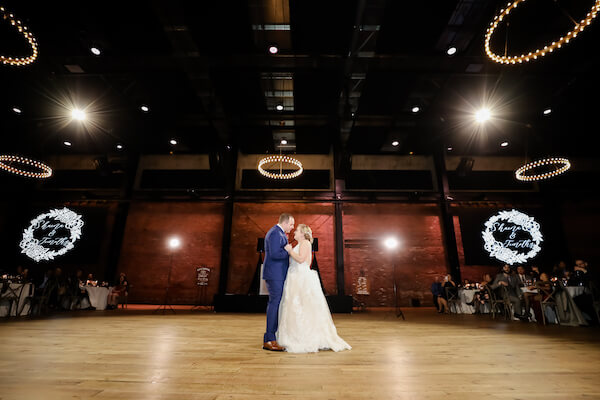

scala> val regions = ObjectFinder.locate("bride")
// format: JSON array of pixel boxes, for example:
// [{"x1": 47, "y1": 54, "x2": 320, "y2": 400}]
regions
[{"x1": 277, "y1": 224, "x2": 351, "y2": 353}]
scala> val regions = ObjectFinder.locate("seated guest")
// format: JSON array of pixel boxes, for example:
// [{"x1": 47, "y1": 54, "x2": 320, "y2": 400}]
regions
[
  {"x1": 86, "y1": 273, "x2": 97, "y2": 287},
  {"x1": 70, "y1": 269, "x2": 93, "y2": 310},
  {"x1": 529, "y1": 265, "x2": 541, "y2": 281},
  {"x1": 570, "y1": 260, "x2": 590, "y2": 287},
  {"x1": 19, "y1": 268, "x2": 30, "y2": 283},
  {"x1": 15, "y1": 265, "x2": 24, "y2": 280},
  {"x1": 529, "y1": 273, "x2": 554, "y2": 323},
  {"x1": 515, "y1": 265, "x2": 531, "y2": 287},
  {"x1": 570, "y1": 260, "x2": 597, "y2": 325},
  {"x1": 462, "y1": 279, "x2": 471, "y2": 288},
  {"x1": 107, "y1": 273, "x2": 128, "y2": 309},
  {"x1": 552, "y1": 261, "x2": 567, "y2": 279},
  {"x1": 430, "y1": 276, "x2": 449, "y2": 314},
  {"x1": 48, "y1": 267, "x2": 68, "y2": 310},
  {"x1": 491, "y1": 264, "x2": 525, "y2": 319},
  {"x1": 38, "y1": 268, "x2": 53, "y2": 289},
  {"x1": 469, "y1": 273, "x2": 493, "y2": 313}
]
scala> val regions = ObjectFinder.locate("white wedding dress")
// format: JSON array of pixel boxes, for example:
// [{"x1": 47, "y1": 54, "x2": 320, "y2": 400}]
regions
[{"x1": 276, "y1": 243, "x2": 351, "y2": 353}]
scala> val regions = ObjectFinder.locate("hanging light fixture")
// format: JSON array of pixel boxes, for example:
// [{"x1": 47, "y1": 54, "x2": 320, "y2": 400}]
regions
[
  {"x1": 515, "y1": 157, "x2": 571, "y2": 181},
  {"x1": 0, "y1": 155, "x2": 52, "y2": 178},
  {"x1": 484, "y1": 0, "x2": 600, "y2": 64},
  {"x1": 0, "y1": 6, "x2": 39, "y2": 66},
  {"x1": 257, "y1": 154, "x2": 303, "y2": 180}
]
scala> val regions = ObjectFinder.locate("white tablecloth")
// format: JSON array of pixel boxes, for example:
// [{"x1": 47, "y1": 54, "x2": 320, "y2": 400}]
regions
[
  {"x1": 565, "y1": 286, "x2": 586, "y2": 297},
  {"x1": 0, "y1": 283, "x2": 33, "y2": 316},
  {"x1": 82, "y1": 286, "x2": 109, "y2": 310},
  {"x1": 452, "y1": 289, "x2": 490, "y2": 314}
]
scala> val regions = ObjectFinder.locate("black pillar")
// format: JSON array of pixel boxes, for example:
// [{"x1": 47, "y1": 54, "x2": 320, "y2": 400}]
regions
[
  {"x1": 334, "y1": 201, "x2": 346, "y2": 295},
  {"x1": 217, "y1": 146, "x2": 237, "y2": 295},
  {"x1": 218, "y1": 199, "x2": 234, "y2": 294},
  {"x1": 433, "y1": 147, "x2": 461, "y2": 282}
]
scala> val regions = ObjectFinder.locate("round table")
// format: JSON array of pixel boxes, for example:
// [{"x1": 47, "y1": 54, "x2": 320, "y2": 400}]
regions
[{"x1": 81, "y1": 286, "x2": 110, "y2": 310}]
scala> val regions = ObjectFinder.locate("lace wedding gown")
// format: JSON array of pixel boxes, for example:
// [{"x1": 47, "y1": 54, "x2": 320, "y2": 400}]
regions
[{"x1": 276, "y1": 243, "x2": 351, "y2": 353}]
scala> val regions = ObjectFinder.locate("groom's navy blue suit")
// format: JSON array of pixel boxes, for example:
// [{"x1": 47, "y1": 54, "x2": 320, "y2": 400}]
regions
[{"x1": 263, "y1": 224, "x2": 289, "y2": 342}]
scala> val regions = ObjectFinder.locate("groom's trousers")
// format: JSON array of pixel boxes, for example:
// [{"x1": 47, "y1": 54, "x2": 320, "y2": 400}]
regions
[{"x1": 264, "y1": 279, "x2": 284, "y2": 342}]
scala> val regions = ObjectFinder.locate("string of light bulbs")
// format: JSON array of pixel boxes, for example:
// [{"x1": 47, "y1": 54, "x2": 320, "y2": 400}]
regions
[
  {"x1": 257, "y1": 154, "x2": 303, "y2": 179},
  {"x1": 0, "y1": 155, "x2": 52, "y2": 178},
  {"x1": 484, "y1": 0, "x2": 600, "y2": 64},
  {"x1": 0, "y1": 6, "x2": 39, "y2": 66},
  {"x1": 515, "y1": 157, "x2": 571, "y2": 181}
]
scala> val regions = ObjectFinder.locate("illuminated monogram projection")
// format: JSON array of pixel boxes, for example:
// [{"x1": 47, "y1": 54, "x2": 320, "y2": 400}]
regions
[
  {"x1": 482, "y1": 209, "x2": 543, "y2": 265},
  {"x1": 20, "y1": 208, "x2": 84, "y2": 262}
]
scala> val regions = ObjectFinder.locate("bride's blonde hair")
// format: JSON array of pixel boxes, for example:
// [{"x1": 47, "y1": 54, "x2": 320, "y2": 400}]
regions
[{"x1": 297, "y1": 224, "x2": 314, "y2": 244}]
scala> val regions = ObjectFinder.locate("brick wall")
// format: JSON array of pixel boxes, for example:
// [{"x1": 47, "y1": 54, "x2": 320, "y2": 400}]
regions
[
  {"x1": 118, "y1": 202, "x2": 224, "y2": 304},
  {"x1": 342, "y1": 203, "x2": 448, "y2": 307},
  {"x1": 227, "y1": 202, "x2": 336, "y2": 294}
]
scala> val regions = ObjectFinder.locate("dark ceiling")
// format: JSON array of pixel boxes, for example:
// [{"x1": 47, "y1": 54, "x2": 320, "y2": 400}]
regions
[{"x1": 1, "y1": 0, "x2": 599, "y2": 159}]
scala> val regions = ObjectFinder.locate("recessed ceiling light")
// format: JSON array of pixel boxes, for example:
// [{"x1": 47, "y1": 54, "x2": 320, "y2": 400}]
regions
[
  {"x1": 276, "y1": 104, "x2": 284, "y2": 111},
  {"x1": 543, "y1": 108, "x2": 552, "y2": 115},
  {"x1": 447, "y1": 146, "x2": 453, "y2": 151},
  {"x1": 280, "y1": 139, "x2": 288, "y2": 145},
  {"x1": 116, "y1": 144, "x2": 123, "y2": 150},
  {"x1": 475, "y1": 108, "x2": 491, "y2": 123},
  {"x1": 140, "y1": 105, "x2": 149, "y2": 112},
  {"x1": 500, "y1": 141, "x2": 509, "y2": 147},
  {"x1": 170, "y1": 139, "x2": 177, "y2": 145},
  {"x1": 447, "y1": 46, "x2": 457, "y2": 56},
  {"x1": 90, "y1": 47, "x2": 101, "y2": 56},
  {"x1": 12, "y1": 107, "x2": 21, "y2": 114},
  {"x1": 411, "y1": 106, "x2": 420, "y2": 113},
  {"x1": 392, "y1": 141, "x2": 399, "y2": 147},
  {"x1": 269, "y1": 45, "x2": 279, "y2": 54},
  {"x1": 63, "y1": 141, "x2": 72, "y2": 147},
  {"x1": 71, "y1": 109, "x2": 86, "y2": 121}
]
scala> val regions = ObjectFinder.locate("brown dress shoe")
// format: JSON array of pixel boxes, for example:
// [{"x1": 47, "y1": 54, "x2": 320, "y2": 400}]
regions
[{"x1": 263, "y1": 341, "x2": 285, "y2": 351}]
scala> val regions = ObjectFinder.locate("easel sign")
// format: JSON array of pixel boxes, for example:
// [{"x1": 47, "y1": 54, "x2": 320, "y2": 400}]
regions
[{"x1": 196, "y1": 266, "x2": 210, "y2": 286}]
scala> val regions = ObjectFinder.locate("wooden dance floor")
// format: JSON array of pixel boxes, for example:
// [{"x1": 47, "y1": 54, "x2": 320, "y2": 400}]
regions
[{"x1": 1, "y1": 307, "x2": 599, "y2": 400}]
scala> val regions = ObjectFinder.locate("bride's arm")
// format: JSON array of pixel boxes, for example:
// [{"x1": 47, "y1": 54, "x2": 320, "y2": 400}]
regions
[{"x1": 286, "y1": 241, "x2": 311, "y2": 264}]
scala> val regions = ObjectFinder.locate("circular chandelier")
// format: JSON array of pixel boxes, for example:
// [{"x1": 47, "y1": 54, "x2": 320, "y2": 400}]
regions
[
  {"x1": 0, "y1": 155, "x2": 52, "y2": 178},
  {"x1": 484, "y1": 0, "x2": 600, "y2": 64},
  {"x1": 515, "y1": 157, "x2": 571, "y2": 182},
  {"x1": 0, "y1": 6, "x2": 39, "y2": 66},
  {"x1": 257, "y1": 155, "x2": 303, "y2": 179}
]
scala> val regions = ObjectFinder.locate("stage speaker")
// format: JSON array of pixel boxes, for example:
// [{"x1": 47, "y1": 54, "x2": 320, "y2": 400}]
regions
[{"x1": 257, "y1": 238, "x2": 264, "y2": 252}]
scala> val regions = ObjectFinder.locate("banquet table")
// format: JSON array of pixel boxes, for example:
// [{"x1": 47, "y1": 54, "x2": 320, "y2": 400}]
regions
[
  {"x1": 0, "y1": 283, "x2": 33, "y2": 317},
  {"x1": 80, "y1": 286, "x2": 110, "y2": 310}
]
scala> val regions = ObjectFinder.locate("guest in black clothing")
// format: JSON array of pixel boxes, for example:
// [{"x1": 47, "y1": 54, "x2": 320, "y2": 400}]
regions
[
  {"x1": 529, "y1": 265, "x2": 541, "y2": 281},
  {"x1": 69, "y1": 269, "x2": 93, "y2": 310},
  {"x1": 491, "y1": 264, "x2": 525, "y2": 319},
  {"x1": 431, "y1": 276, "x2": 449, "y2": 313},
  {"x1": 570, "y1": 260, "x2": 590, "y2": 287},
  {"x1": 470, "y1": 273, "x2": 493, "y2": 314}
]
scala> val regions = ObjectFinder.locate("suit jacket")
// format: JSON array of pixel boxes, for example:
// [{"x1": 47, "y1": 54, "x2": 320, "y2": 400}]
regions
[
  {"x1": 262, "y1": 225, "x2": 290, "y2": 281},
  {"x1": 491, "y1": 272, "x2": 520, "y2": 297},
  {"x1": 515, "y1": 273, "x2": 532, "y2": 287}
]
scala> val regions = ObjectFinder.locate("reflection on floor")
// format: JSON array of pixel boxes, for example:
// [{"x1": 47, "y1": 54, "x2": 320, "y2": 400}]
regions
[{"x1": 1, "y1": 307, "x2": 599, "y2": 400}]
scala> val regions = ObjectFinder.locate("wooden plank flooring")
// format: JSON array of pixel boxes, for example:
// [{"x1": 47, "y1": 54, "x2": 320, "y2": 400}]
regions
[{"x1": 1, "y1": 308, "x2": 600, "y2": 400}]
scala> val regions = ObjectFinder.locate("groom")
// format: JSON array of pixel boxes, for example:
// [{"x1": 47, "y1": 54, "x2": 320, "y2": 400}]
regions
[{"x1": 262, "y1": 213, "x2": 295, "y2": 351}]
